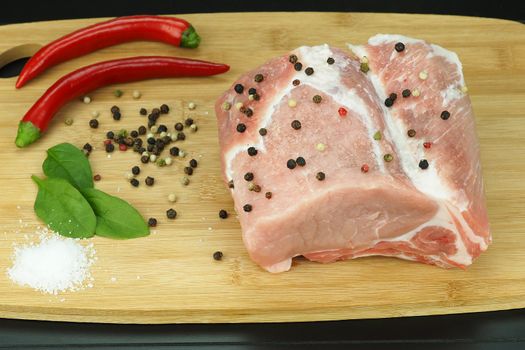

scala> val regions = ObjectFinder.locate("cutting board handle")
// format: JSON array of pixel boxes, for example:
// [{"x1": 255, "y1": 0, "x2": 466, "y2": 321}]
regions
[{"x1": 0, "y1": 44, "x2": 41, "y2": 77}]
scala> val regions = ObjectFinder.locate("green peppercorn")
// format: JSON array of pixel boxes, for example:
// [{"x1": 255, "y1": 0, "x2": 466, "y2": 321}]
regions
[
  {"x1": 114, "y1": 89, "x2": 123, "y2": 98},
  {"x1": 360, "y1": 62, "x2": 369, "y2": 73},
  {"x1": 373, "y1": 131, "x2": 382, "y2": 140},
  {"x1": 384, "y1": 154, "x2": 394, "y2": 162}
]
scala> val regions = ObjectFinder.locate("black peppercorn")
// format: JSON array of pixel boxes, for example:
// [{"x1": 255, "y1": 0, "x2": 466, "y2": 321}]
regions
[
  {"x1": 265, "y1": 191, "x2": 272, "y2": 199},
  {"x1": 147, "y1": 137, "x2": 156, "y2": 145},
  {"x1": 146, "y1": 144, "x2": 154, "y2": 152},
  {"x1": 145, "y1": 176, "x2": 155, "y2": 186},
  {"x1": 151, "y1": 108, "x2": 160, "y2": 115},
  {"x1": 313, "y1": 95, "x2": 322, "y2": 103},
  {"x1": 141, "y1": 155, "x2": 149, "y2": 163},
  {"x1": 234, "y1": 84, "x2": 244, "y2": 94},
  {"x1": 166, "y1": 208, "x2": 177, "y2": 219},
  {"x1": 440, "y1": 110, "x2": 450, "y2": 120},
  {"x1": 236, "y1": 123, "x2": 247, "y2": 133},
  {"x1": 184, "y1": 118, "x2": 194, "y2": 127},
  {"x1": 160, "y1": 104, "x2": 169, "y2": 114},
  {"x1": 138, "y1": 126, "x2": 147, "y2": 135},
  {"x1": 148, "y1": 218, "x2": 157, "y2": 227},
  {"x1": 316, "y1": 172, "x2": 326, "y2": 181},
  {"x1": 158, "y1": 124, "x2": 168, "y2": 133},
  {"x1": 140, "y1": 108, "x2": 147, "y2": 115},
  {"x1": 110, "y1": 105, "x2": 120, "y2": 114},
  {"x1": 244, "y1": 172, "x2": 254, "y2": 181},
  {"x1": 130, "y1": 178, "x2": 139, "y2": 187},
  {"x1": 287, "y1": 159, "x2": 297, "y2": 169},
  {"x1": 259, "y1": 128, "x2": 267, "y2": 136},
  {"x1": 395, "y1": 42, "x2": 405, "y2": 52},
  {"x1": 131, "y1": 166, "x2": 140, "y2": 175},
  {"x1": 254, "y1": 73, "x2": 264, "y2": 82},
  {"x1": 294, "y1": 62, "x2": 303, "y2": 71},
  {"x1": 213, "y1": 251, "x2": 223, "y2": 261},
  {"x1": 219, "y1": 209, "x2": 228, "y2": 219},
  {"x1": 247, "y1": 147, "x2": 258, "y2": 156},
  {"x1": 189, "y1": 159, "x2": 198, "y2": 168},
  {"x1": 402, "y1": 89, "x2": 411, "y2": 98},
  {"x1": 245, "y1": 108, "x2": 253, "y2": 117},
  {"x1": 106, "y1": 131, "x2": 115, "y2": 139},
  {"x1": 389, "y1": 93, "x2": 398, "y2": 101},
  {"x1": 148, "y1": 113, "x2": 158, "y2": 122},
  {"x1": 228, "y1": 180, "x2": 234, "y2": 189},
  {"x1": 243, "y1": 204, "x2": 252, "y2": 212},
  {"x1": 184, "y1": 166, "x2": 194, "y2": 175},
  {"x1": 162, "y1": 136, "x2": 171, "y2": 144},
  {"x1": 134, "y1": 138, "x2": 143, "y2": 146},
  {"x1": 291, "y1": 120, "x2": 302, "y2": 130},
  {"x1": 419, "y1": 159, "x2": 429, "y2": 169},
  {"x1": 89, "y1": 119, "x2": 99, "y2": 128},
  {"x1": 384, "y1": 98, "x2": 394, "y2": 107},
  {"x1": 112, "y1": 111, "x2": 121, "y2": 121},
  {"x1": 130, "y1": 130, "x2": 139, "y2": 138},
  {"x1": 147, "y1": 120, "x2": 155, "y2": 128},
  {"x1": 248, "y1": 88, "x2": 257, "y2": 95},
  {"x1": 105, "y1": 143, "x2": 114, "y2": 153},
  {"x1": 174, "y1": 122, "x2": 184, "y2": 131},
  {"x1": 289, "y1": 54, "x2": 298, "y2": 64},
  {"x1": 292, "y1": 79, "x2": 300, "y2": 86},
  {"x1": 407, "y1": 129, "x2": 416, "y2": 137},
  {"x1": 252, "y1": 93, "x2": 261, "y2": 101},
  {"x1": 177, "y1": 132, "x2": 186, "y2": 141},
  {"x1": 296, "y1": 157, "x2": 306, "y2": 166},
  {"x1": 327, "y1": 57, "x2": 335, "y2": 64},
  {"x1": 305, "y1": 67, "x2": 314, "y2": 75},
  {"x1": 83, "y1": 143, "x2": 93, "y2": 153},
  {"x1": 169, "y1": 146, "x2": 180, "y2": 156}
]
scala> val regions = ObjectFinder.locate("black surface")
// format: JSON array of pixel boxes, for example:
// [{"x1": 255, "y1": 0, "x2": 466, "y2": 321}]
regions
[{"x1": 1, "y1": 1, "x2": 525, "y2": 349}]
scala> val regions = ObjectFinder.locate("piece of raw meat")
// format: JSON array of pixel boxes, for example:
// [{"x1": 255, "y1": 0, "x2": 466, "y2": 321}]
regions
[{"x1": 215, "y1": 34, "x2": 491, "y2": 273}]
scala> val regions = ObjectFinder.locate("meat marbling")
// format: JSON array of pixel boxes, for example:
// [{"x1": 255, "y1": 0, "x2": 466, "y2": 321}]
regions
[{"x1": 215, "y1": 34, "x2": 491, "y2": 273}]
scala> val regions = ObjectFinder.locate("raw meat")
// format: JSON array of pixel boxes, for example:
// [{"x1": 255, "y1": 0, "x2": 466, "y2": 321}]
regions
[{"x1": 215, "y1": 34, "x2": 491, "y2": 273}]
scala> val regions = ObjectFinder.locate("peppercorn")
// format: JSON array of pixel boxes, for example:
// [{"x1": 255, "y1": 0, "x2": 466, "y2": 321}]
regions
[
  {"x1": 114, "y1": 89, "x2": 123, "y2": 98},
  {"x1": 181, "y1": 176, "x2": 190, "y2": 186},
  {"x1": 228, "y1": 180, "x2": 234, "y2": 189},
  {"x1": 287, "y1": 159, "x2": 297, "y2": 169},
  {"x1": 189, "y1": 159, "x2": 198, "y2": 168},
  {"x1": 128, "y1": 130, "x2": 138, "y2": 138},
  {"x1": 151, "y1": 107, "x2": 160, "y2": 115},
  {"x1": 130, "y1": 178, "x2": 139, "y2": 187},
  {"x1": 184, "y1": 166, "x2": 194, "y2": 176},
  {"x1": 184, "y1": 118, "x2": 194, "y2": 127},
  {"x1": 131, "y1": 166, "x2": 140, "y2": 175},
  {"x1": 166, "y1": 208, "x2": 177, "y2": 219},
  {"x1": 213, "y1": 251, "x2": 223, "y2": 261},
  {"x1": 113, "y1": 111, "x2": 122, "y2": 121},
  {"x1": 146, "y1": 144, "x2": 154, "y2": 152},
  {"x1": 158, "y1": 125, "x2": 168, "y2": 133},
  {"x1": 291, "y1": 120, "x2": 302, "y2": 130},
  {"x1": 424, "y1": 142, "x2": 432, "y2": 149},
  {"x1": 177, "y1": 132, "x2": 186, "y2": 141},
  {"x1": 294, "y1": 62, "x2": 303, "y2": 71},
  {"x1": 253, "y1": 73, "x2": 264, "y2": 83},
  {"x1": 305, "y1": 67, "x2": 314, "y2": 75},
  {"x1": 146, "y1": 137, "x2": 155, "y2": 145},
  {"x1": 389, "y1": 93, "x2": 398, "y2": 101},
  {"x1": 245, "y1": 108, "x2": 253, "y2": 117},
  {"x1": 140, "y1": 108, "x2": 147, "y2": 115},
  {"x1": 419, "y1": 159, "x2": 429, "y2": 169},
  {"x1": 292, "y1": 79, "x2": 300, "y2": 86},
  {"x1": 138, "y1": 126, "x2": 147, "y2": 135},
  {"x1": 93, "y1": 174, "x2": 101, "y2": 181},
  {"x1": 124, "y1": 137, "x2": 134, "y2": 147},
  {"x1": 247, "y1": 147, "x2": 258, "y2": 156},
  {"x1": 111, "y1": 106, "x2": 120, "y2": 114},
  {"x1": 141, "y1": 155, "x2": 149, "y2": 163},
  {"x1": 171, "y1": 123, "x2": 182, "y2": 132},
  {"x1": 395, "y1": 42, "x2": 405, "y2": 52},
  {"x1": 360, "y1": 62, "x2": 369, "y2": 73},
  {"x1": 134, "y1": 138, "x2": 143, "y2": 146},
  {"x1": 148, "y1": 218, "x2": 157, "y2": 227},
  {"x1": 234, "y1": 84, "x2": 244, "y2": 94},
  {"x1": 373, "y1": 131, "x2": 382, "y2": 141},
  {"x1": 252, "y1": 93, "x2": 261, "y2": 101},
  {"x1": 402, "y1": 89, "x2": 411, "y2": 98},
  {"x1": 384, "y1": 98, "x2": 394, "y2": 107},
  {"x1": 384, "y1": 154, "x2": 394, "y2": 162},
  {"x1": 83, "y1": 143, "x2": 93, "y2": 153},
  {"x1": 219, "y1": 210, "x2": 228, "y2": 219},
  {"x1": 237, "y1": 123, "x2": 247, "y2": 133},
  {"x1": 316, "y1": 172, "x2": 325, "y2": 181},
  {"x1": 296, "y1": 157, "x2": 306, "y2": 166},
  {"x1": 289, "y1": 54, "x2": 298, "y2": 64},
  {"x1": 244, "y1": 172, "x2": 254, "y2": 181},
  {"x1": 313, "y1": 95, "x2": 322, "y2": 103},
  {"x1": 157, "y1": 104, "x2": 168, "y2": 114},
  {"x1": 265, "y1": 191, "x2": 272, "y2": 199},
  {"x1": 169, "y1": 146, "x2": 180, "y2": 156},
  {"x1": 105, "y1": 143, "x2": 114, "y2": 153},
  {"x1": 327, "y1": 57, "x2": 335, "y2": 64},
  {"x1": 407, "y1": 129, "x2": 416, "y2": 137},
  {"x1": 361, "y1": 164, "x2": 369, "y2": 173},
  {"x1": 246, "y1": 88, "x2": 256, "y2": 96},
  {"x1": 253, "y1": 185, "x2": 262, "y2": 193},
  {"x1": 259, "y1": 128, "x2": 267, "y2": 136},
  {"x1": 147, "y1": 120, "x2": 155, "y2": 128},
  {"x1": 119, "y1": 144, "x2": 127, "y2": 151},
  {"x1": 243, "y1": 204, "x2": 252, "y2": 212},
  {"x1": 440, "y1": 110, "x2": 450, "y2": 120},
  {"x1": 145, "y1": 176, "x2": 155, "y2": 186},
  {"x1": 148, "y1": 113, "x2": 158, "y2": 122},
  {"x1": 89, "y1": 119, "x2": 99, "y2": 128}
]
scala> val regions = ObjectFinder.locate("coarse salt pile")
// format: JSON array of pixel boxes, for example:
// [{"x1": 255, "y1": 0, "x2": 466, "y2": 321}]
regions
[{"x1": 7, "y1": 228, "x2": 96, "y2": 294}]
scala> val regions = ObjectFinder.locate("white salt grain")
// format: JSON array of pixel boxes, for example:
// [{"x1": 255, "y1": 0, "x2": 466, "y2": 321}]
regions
[{"x1": 7, "y1": 230, "x2": 96, "y2": 295}]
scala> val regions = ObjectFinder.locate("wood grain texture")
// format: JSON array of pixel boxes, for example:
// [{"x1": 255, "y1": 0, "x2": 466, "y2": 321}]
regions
[{"x1": 0, "y1": 12, "x2": 523, "y2": 324}]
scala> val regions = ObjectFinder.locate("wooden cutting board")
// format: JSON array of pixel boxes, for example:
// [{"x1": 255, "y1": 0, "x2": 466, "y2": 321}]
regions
[{"x1": 0, "y1": 12, "x2": 524, "y2": 324}]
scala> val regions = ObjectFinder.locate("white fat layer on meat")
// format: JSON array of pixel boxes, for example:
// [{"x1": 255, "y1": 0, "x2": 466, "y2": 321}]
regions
[
  {"x1": 224, "y1": 44, "x2": 387, "y2": 180},
  {"x1": 441, "y1": 84, "x2": 463, "y2": 106},
  {"x1": 368, "y1": 34, "x2": 424, "y2": 46}
]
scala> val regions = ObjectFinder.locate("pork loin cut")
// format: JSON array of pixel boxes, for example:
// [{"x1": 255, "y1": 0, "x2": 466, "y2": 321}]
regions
[{"x1": 215, "y1": 34, "x2": 491, "y2": 273}]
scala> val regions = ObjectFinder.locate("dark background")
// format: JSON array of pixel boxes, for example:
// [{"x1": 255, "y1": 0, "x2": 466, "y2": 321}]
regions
[{"x1": 1, "y1": 1, "x2": 525, "y2": 349}]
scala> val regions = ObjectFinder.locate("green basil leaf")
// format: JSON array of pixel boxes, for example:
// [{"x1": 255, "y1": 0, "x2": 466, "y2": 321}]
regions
[
  {"x1": 31, "y1": 176, "x2": 96, "y2": 238},
  {"x1": 81, "y1": 188, "x2": 149, "y2": 239},
  {"x1": 43, "y1": 143, "x2": 93, "y2": 190}
]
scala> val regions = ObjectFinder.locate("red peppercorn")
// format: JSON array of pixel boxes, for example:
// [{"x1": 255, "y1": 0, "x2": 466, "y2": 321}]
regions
[
  {"x1": 361, "y1": 164, "x2": 369, "y2": 173},
  {"x1": 338, "y1": 107, "x2": 348, "y2": 117},
  {"x1": 119, "y1": 144, "x2": 127, "y2": 151},
  {"x1": 423, "y1": 142, "x2": 432, "y2": 149},
  {"x1": 103, "y1": 139, "x2": 112, "y2": 145}
]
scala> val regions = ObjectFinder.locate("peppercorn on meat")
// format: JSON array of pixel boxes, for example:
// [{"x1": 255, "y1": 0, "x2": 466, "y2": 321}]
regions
[{"x1": 215, "y1": 34, "x2": 490, "y2": 273}]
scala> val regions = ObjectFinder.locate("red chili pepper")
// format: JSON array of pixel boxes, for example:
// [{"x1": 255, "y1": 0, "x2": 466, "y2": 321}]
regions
[
  {"x1": 15, "y1": 56, "x2": 229, "y2": 147},
  {"x1": 16, "y1": 15, "x2": 201, "y2": 88}
]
